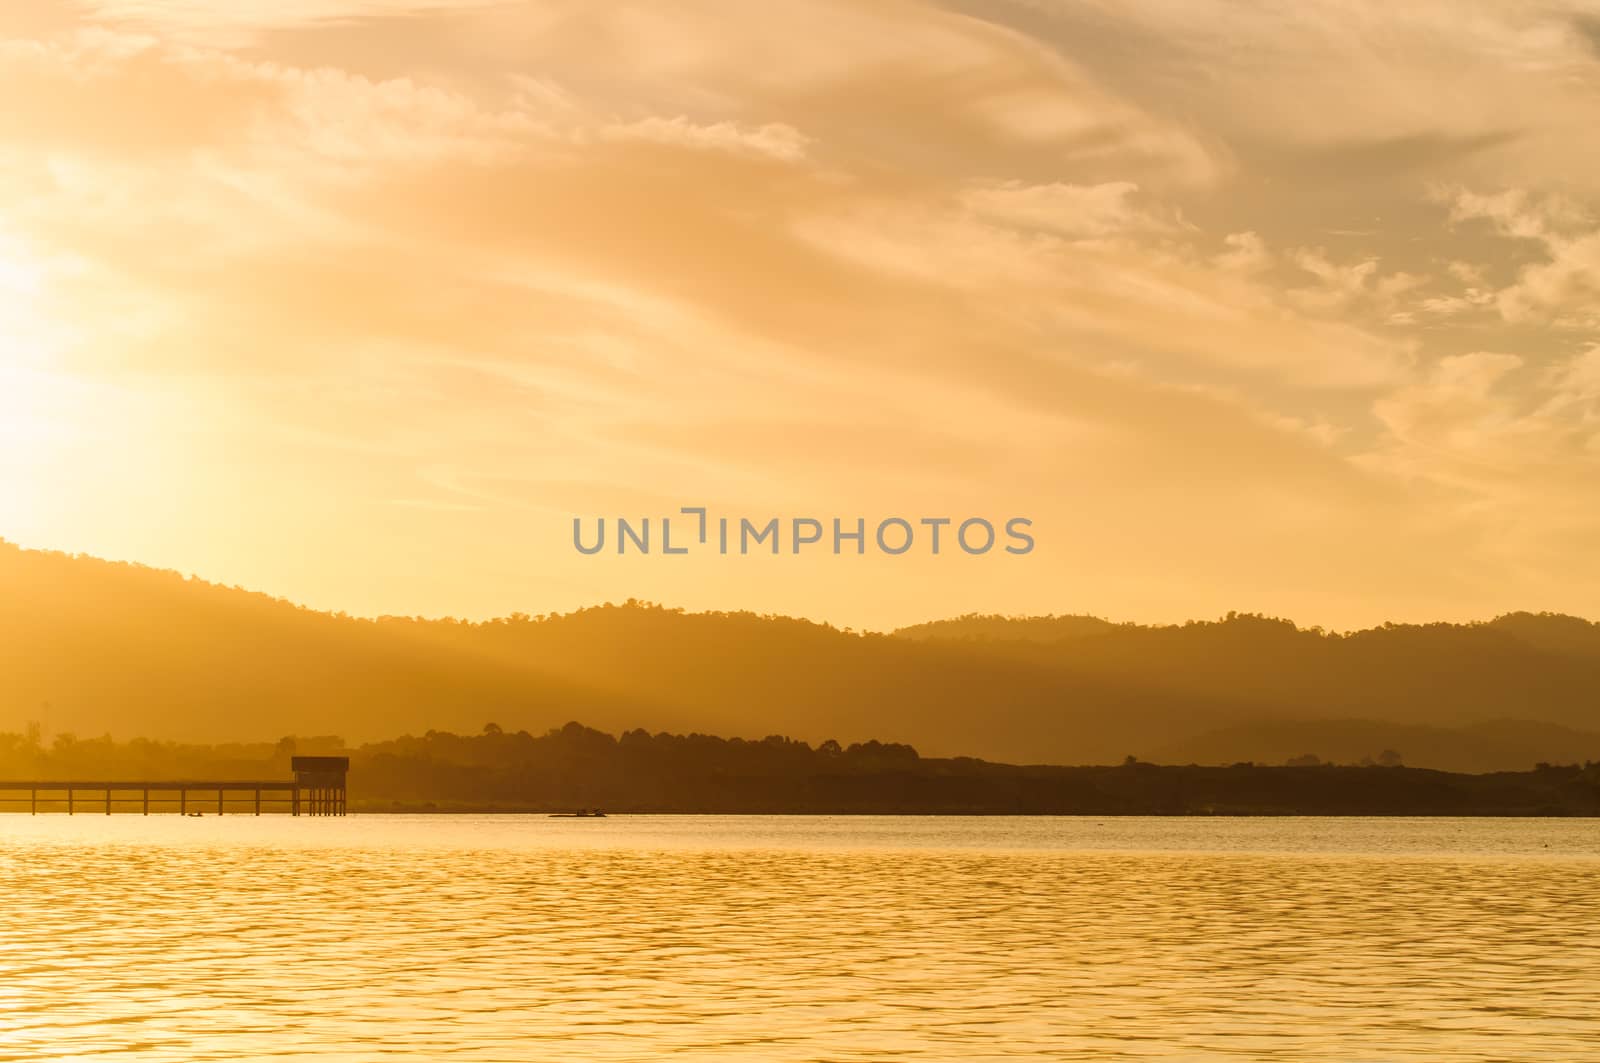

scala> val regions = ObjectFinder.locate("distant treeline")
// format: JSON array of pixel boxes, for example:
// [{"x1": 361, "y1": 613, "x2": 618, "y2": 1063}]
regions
[{"x1": 3, "y1": 722, "x2": 1598, "y2": 815}]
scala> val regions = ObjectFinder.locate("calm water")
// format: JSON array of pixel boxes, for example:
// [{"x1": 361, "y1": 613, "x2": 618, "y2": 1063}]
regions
[{"x1": 0, "y1": 816, "x2": 1596, "y2": 1061}]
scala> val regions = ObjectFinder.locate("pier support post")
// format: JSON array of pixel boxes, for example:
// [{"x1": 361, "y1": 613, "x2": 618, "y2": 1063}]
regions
[{"x1": 4, "y1": 778, "x2": 325, "y2": 816}]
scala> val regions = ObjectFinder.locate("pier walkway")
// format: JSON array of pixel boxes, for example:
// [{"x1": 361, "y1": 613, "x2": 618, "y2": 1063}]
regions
[{"x1": 0, "y1": 756, "x2": 349, "y2": 816}]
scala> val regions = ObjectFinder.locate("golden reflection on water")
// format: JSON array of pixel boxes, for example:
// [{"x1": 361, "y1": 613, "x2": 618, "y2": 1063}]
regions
[{"x1": 0, "y1": 816, "x2": 1595, "y2": 1061}]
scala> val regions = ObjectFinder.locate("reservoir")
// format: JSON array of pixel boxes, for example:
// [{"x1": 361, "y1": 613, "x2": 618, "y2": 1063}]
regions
[{"x1": 1, "y1": 815, "x2": 1594, "y2": 1061}]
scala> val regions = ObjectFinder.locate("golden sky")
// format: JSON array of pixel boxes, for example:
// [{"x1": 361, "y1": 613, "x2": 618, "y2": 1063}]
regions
[{"x1": 3, "y1": 0, "x2": 1600, "y2": 631}]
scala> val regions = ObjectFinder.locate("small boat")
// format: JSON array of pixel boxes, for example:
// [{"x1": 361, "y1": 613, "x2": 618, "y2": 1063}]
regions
[{"x1": 549, "y1": 809, "x2": 607, "y2": 818}]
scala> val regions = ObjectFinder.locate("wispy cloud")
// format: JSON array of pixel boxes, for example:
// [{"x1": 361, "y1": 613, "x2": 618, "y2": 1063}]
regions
[{"x1": 2, "y1": 1, "x2": 1599, "y2": 627}]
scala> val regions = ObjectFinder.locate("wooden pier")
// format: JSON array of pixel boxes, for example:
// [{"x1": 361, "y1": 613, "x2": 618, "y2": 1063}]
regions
[{"x1": 0, "y1": 757, "x2": 349, "y2": 816}]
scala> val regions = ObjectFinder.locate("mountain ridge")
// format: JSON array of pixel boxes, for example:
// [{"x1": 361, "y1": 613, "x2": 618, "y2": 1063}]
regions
[{"x1": 4, "y1": 538, "x2": 1599, "y2": 770}]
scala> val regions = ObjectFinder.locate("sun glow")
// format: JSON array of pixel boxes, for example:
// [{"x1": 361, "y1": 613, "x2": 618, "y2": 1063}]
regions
[
  {"x1": 0, "y1": 234, "x2": 54, "y2": 423},
  {"x1": 0, "y1": 239, "x2": 43, "y2": 331},
  {"x1": 1, "y1": 237, "x2": 45, "y2": 401},
  {"x1": 0, "y1": 233, "x2": 74, "y2": 534}
]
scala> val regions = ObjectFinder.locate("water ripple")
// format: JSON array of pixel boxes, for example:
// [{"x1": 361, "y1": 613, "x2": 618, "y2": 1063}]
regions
[{"x1": 0, "y1": 815, "x2": 1595, "y2": 1061}]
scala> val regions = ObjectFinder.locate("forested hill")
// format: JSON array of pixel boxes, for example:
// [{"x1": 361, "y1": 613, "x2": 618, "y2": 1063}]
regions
[
  {"x1": 892, "y1": 614, "x2": 1123, "y2": 643},
  {"x1": 5, "y1": 538, "x2": 1600, "y2": 770}
]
